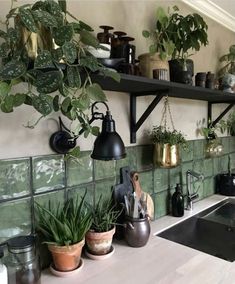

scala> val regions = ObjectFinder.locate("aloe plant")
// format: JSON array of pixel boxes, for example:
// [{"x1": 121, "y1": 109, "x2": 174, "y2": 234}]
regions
[
  {"x1": 36, "y1": 193, "x2": 92, "y2": 246},
  {"x1": 87, "y1": 195, "x2": 121, "y2": 233},
  {"x1": 0, "y1": 0, "x2": 119, "y2": 157}
]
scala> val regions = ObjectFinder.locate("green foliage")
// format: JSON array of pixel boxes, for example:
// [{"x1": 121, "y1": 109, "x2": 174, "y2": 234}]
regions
[
  {"x1": 197, "y1": 118, "x2": 226, "y2": 140},
  {"x1": 151, "y1": 125, "x2": 187, "y2": 148},
  {"x1": 36, "y1": 193, "x2": 92, "y2": 246},
  {"x1": 142, "y1": 6, "x2": 175, "y2": 60},
  {"x1": 0, "y1": 0, "x2": 120, "y2": 156},
  {"x1": 167, "y1": 7, "x2": 208, "y2": 60},
  {"x1": 87, "y1": 195, "x2": 121, "y2": 233},
  {"x1": 218, "y1": 45, "x2": 235, "y2": 78}
]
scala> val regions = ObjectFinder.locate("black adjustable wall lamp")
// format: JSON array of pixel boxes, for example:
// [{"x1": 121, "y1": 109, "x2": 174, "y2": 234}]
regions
[{"x1": 49, "y1": 101, "x2": 126, "y2": 161}]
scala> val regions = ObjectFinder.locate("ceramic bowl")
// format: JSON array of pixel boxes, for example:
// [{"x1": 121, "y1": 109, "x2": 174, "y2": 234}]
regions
[{"x1": 86, "y1": 44, "x2": 111, "y2": 58}]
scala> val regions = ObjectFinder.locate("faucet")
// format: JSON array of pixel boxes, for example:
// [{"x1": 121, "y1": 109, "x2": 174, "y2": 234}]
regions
[{"x1": 186, "y1": 170, "x2": 204, "y2": 211}]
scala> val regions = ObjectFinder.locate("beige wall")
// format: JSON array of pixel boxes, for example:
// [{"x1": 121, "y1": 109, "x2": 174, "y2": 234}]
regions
[{"x1": 0, "y1": 0, "x2": 234, "y2": 159}]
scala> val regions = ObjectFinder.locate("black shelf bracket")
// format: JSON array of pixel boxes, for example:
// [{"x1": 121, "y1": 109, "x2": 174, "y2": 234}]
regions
[
  {"x1": 130, "y1": 91, "x2": 167, "y2": 143},
  {"x1": 208, "y1": 102, "x2": 235, "y2": 128}
]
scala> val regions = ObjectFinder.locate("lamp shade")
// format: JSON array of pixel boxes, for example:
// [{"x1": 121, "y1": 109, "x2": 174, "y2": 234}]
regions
[{"x1": 91, "y1": 111, "x2": 126, "y2": 160}]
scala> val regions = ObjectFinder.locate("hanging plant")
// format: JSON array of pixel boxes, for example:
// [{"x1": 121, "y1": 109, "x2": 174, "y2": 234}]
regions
[{"x1": 0, "y1": 0, "x2": 120, "y2": 156}]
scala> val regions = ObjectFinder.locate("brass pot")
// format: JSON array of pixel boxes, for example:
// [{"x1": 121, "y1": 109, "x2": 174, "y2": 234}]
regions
[{"x1": 154, "y1": 143, "x2": 180, "y2": 168}]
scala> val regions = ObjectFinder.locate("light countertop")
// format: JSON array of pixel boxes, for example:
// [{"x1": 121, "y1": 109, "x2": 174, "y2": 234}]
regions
[{"x1": 42, "y1": 195, "x2": 235, "y2": 284}]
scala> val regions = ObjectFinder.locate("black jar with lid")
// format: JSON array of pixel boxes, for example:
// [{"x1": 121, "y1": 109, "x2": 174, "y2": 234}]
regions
[
  {"x1": 97, "y1": 25, "x2": 114, "y2": 44},
  {"x1": 6, "y1": 235, "x2": 41, "y2": 284}
]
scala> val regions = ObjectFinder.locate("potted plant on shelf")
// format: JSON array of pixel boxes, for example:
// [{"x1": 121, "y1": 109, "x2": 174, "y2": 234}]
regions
[
  {"x1": 218, "y1": 44, "x2": 235, "y2": 78},
  {"x1": 140, "y1": 6, "x2": 175, "y2": 79},
  {"x1": 167, "y1": 6, "x2": 208, "y2": 84},
  {"x1": 0, "y1": 0, "x2": 119, "y2": 158},
  {"x1": 35, "y1": 194, "x2": 92, "y2": 272},
  {"x1": 151, "y1": 125, "x2": 187, "y2": 168},
  {"x1": 85, "y1": 195, "x2": 121, "y2": 258}
]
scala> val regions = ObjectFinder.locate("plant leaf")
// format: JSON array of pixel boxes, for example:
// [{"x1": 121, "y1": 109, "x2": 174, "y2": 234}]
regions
[
  {"x1": 34, "y1": 50, "x2": 54, "y2": 69},
  {"x1": 0, "y1": 82, "x2": 10, "y2": 98},
  {"x1": 13, "y1": 93, "x2": 26, "y2": 107},
  {"x1": 53, "y1": 25, "x2": 73, "y2": 46},
  {"x1": 1, "y1": 95, "x2": 14, "y2": 113},
  {"x1": 79, "y1": 20, "x2": 93, "y2": 32},
  {"x1": 101, "y1": 68, "x2": 121, "y2": 82},
  {"x1": 36, "y1": 71, "x2": 62, "y2": 93},
  {"x1": 66, "y1": 66, "x2": 81, "y2": 88},
  {"x1": 0, "y1": 60, "x2": 27, "y2": 80},
  {"x1": 79, "y1": 30, "x2": 99, "y2": 48},
  {"x1": 86, "y1": 83, "x2": 107, "y2": 102},
  {"x1": 32, "y1": 94, "x2": 53, "y2": 116},
  {"x1": 62, "y1": 41, "x2": 77, "y2": 64},
  {"x1": 19, "y1": 8, "x2": 37, "y2": 33},
  {"x1": 32, "y1": 10, "x2": 58, "y2": 28},
  {"x1": 0, "y1": 42, "x2": 9, "y2": 58},
  {"x1": 53, "y1": 95, "x2": 59, "y2": 111},
  {"x1": 62, "y1": 97, "x2": 71, "y2": 112},
  {"x1": 58, "y1": 0, "x2": 67, "y2": 13}
]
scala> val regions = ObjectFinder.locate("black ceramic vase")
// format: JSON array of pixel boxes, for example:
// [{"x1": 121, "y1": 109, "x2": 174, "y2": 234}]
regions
[
  {"x1": 124, "y1": 216, "x2": 151, "y2": 247},
  {"x1": 168, "y1": 59, "x2": 194, "y2": 85}
]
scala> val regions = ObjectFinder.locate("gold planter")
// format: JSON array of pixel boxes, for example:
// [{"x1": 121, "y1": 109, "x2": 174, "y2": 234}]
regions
[{"x1": 154, "y1": 143, "x2": 180, "y2": 168}]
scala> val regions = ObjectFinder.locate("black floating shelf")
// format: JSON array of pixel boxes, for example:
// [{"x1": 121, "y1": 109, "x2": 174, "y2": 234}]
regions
[{"x1": 91, "y1": 73, "x2": 235, "y2": 143}]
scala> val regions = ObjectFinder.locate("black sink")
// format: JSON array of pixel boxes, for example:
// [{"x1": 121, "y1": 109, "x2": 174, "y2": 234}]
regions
[{"x1": 157, "y1": 199, "x2": 235, "y2": 262}]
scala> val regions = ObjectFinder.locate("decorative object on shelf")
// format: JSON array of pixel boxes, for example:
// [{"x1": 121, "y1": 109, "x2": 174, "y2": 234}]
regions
[
  {"x1": 97, "y1": 25, "x2": 114, "y2": 44},
  {"x1": 171, "y1": 183, "x2": 184, "y2": 217},
  {"x1": 151, "y1": 97, "x2": 187, "y2": 168},
  {"x1": 0, "y1": 0, "x2": 120, "y2": 158},
  {"x1": 35, "y1": 193, "x2": 92, "y2": 272},
  {"x1": 5, "y1": 235, "x2": 41, "y2": 284},
  {"x1": 197, "y1": 119, "x2": 224, "y2": 157},
  {"x1": 85, "y1": 195, "x2": 120, "y2": 257},
  {"x1": 221, "y1": 73, "x2": 235, "y2": 93},
  {"x1": 221, "y1": 111, "x2": 235, "y2": 136},
  {"x1": 111, "y1": 31, "x2": 127, "y2": 58},
  {"x1": 167, "y1": 6, "x2": 208, "y2": 84},
  {"x1": 141, "y1": 6, "x2": 175, "y2": 79},
  {"x1": 50, "y1": 101, "x2": 126, "y2": 161},
  {"x1": 218, "y1": 44, "x2": 235, "y2": 78},
  {"x1": 205, "y1": 72, "x2": 215, "y2": 89},
  {"x1": 195, "y1": 72, "x2": 206, "y2": 87},
  {"x1": 153, "y1": 68, "x2": 169, "y2": 81}
]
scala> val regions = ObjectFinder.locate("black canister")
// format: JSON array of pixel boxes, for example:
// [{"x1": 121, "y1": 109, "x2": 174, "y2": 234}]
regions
[
  {"x1": 97, "y1": 25, "x2": 114, "y2": 44},
  {"x1": 216, "y1": 174, "x2": 235, "y2": 196},
  {"x1": 172, "y1": 184, "x2": 184, "y2": 217},
  {"x1": 195, "y1": 72, "x2": 206, "y2": 87},
  {"x1": 206, "y1": 72, "x2": 215, "y2": 89},
  {"x1": 124, "y1": 216, "x2": 150, "y2": 247}
]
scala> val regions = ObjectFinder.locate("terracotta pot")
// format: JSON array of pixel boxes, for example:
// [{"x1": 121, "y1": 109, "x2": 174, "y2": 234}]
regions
[
  {"x1": 154, "y1": 143, "x2": 180, "y2": 168},
  {"x1": 138, "y1": 53, "x2": 169, "y2": 79},
  {"x1": 85, "y1": 226, "x2": 115, "y2": 255},
  {"x1": 48, "y1": 239, "x2": 85, "y2": 272}
]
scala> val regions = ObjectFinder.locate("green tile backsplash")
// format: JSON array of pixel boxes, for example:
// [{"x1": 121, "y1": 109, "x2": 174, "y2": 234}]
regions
[{"x1": 0, "y1": 137, "x2": 235, "y2": 242}]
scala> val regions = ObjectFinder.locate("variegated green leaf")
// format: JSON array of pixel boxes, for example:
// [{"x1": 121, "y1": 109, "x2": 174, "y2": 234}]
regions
[
  {"x1": 53, "y1": 95, "x2": 59, "y2": 111},
  {"x1": 1, "y1": 95, "x2": 14, "y2": 113},
  {"x1": 36, "y1": 71, "x2": 61, "y2": 93},
  {"x1": 32, "y1": 94, "x2": 53, "y2": 116},
  {"x1": 19, "y1": 8, "x2": 37, "y2": 33},
  {"x1": 102, "y1": 68, "x2": 121, "y2": 82},
  {"x1": 53, "y1": 25, "x2": 73, "y2": 46},
  {"x1": 62, "y1": 41, "x2": 77, "y2": 64},
  {"x1": 79, "y1": 56, "x2": 99, "y2": 72},
  {"x1": 0, "y1": 82, "x2": 10, "y2": 98},
  {"x1": 0, "y1": 60, "x2": 27, "y2": 80},
  {"x1": 0, "y1": 42, "x2": 9, "y2": 58},
  {"x1": 51, "y1": 47, "x2": 63, "y2": 62},
  {"x1": 0, "y1": 30, "x2": 7, "y2": 39},
  {"x1": 7, "y1": 28, "x2": 20, "y2": 44},
  {"x1": 66, "y1": 66, "x2": 81, "y2": 88},
  {"x1": 34, "y1": 50, "x2": 54, "y2": 68},
  {"x1": 86, "y1": 83, "x2": 107, "y2": 102},
  {"x1": 13, "y1": 93, "x2": 27, "y2": 107},
  {"x1": 32, "y1": 10, "x2": 58, "y2": 28}
]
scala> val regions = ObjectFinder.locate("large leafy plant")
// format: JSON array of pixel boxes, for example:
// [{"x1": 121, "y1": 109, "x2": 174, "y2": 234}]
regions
[
  {"x1": 218, "y1": 44, "x2": 235, "y2": 78},
  {"x1": 142, "y1": 6, "x2": 175, "y2": 60},
  {"x1": 0, "y1": 0, "x2": 119, "y2": 155},
  {"x1": 167, "y1": 6, "x2": 208, "y2": 60},
  {"x1": 36, "y1": 194, "x2": 92, "y2": 246}
]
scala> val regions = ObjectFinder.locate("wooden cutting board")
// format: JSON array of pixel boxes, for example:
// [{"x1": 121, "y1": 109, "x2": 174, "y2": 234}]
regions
[{"x1": 131, "y1": 172, "x2": 154, "y2": 220}]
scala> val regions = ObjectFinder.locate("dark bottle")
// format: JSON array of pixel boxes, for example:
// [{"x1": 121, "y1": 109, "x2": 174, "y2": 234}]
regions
[{"x1": 172, "y1": 184, "x2": 184, "y2": 217}]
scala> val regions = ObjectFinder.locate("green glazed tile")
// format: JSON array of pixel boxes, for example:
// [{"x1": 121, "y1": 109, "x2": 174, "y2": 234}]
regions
[
  {"x1": 193, "y1": 160, "x2": 204, "y2": 176},
  {"x1": 219, "y1": 155, "x2": 229, "y2": 173},
  {"x1": 136, "y1": 145, "x2": 153, "y2": 171},
  {"x1": 193, "y1": 139, "x2": 205, "y2": 160},
  {"x1": 154, "y1": 190, "x2": 171, "y2": 219},
  {"x1": 181, "y1": 161, "x2": 193, "y2": 184},
  {"x1": 192, "y1": 180, "x2": 204, "y2": 201},
  {"x1": 116, "y1": 147, "x2": 137, "y2": 174},
  {"x1": 138, "y1": 171, "x2": 154, "y2": 194},
  {"x1": 204, "y1": 177, "x2": 215, "y2": 197},
  {"x1": 180, "y1": 141, "x2": 194, "y2": 162},
  {"x1": 229, "y1": 136, "x2": 235, "y2": 153},
  {"x1": 230, "y1": 153, "x2": 235, "y2": 171},
  {"x1": 221, "y1": 137, "x2": 230, "y2": 154},
  {"x1": 203, "y1": 158, "x2": 213, "y2": 177},
  {"x1": 34, "y1": 190, "x2": 65, "y2": 209},
  {"x1": 213, "y1": 157, "x2": 221, "y2": 175},
  {"x1": 0, "y1": 158, "x2": 30, "y2": 200},
  {"x1": 0, "y1": 198, "x2": 31, "y2": 243},
  {"x1": 95, "y1": 178, "x2": 116, "y2": 202},
  {"x1": 153, "y1": 168, "x2": 169, "y2": 193},
  {"x1": 169, "y1": 166, "x2": 181, "y2": 187},
  {"x1": 67, "y1": 151, "x2": 93, "y2": 187},
  {"x1": 94, "y1": 160, "x2": 115, "y2": 180},
  {"x1": 67, "y1": 184, "x2": 94, "y2": 206},
  {"x1": 32, "y1": 155, "x2": 65, "y2": 194}
]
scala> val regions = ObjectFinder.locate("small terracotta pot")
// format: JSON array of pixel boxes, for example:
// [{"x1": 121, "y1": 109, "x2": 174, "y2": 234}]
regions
[
  {"x1": 48, "y1": 239, "x2": 85, "y2": 272},
  {"x1": 85, "y1": 226, "x2": 115, "y2": 255}
]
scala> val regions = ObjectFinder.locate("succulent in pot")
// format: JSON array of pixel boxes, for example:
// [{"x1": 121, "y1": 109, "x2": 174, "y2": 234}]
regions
[
  {"x1": 35, "y1": 193, "x2": 92, "y2": 271},
  {"x1": 0, "y1": 0, "x2": 120, "y2": 158},
  {"x1": 85, "y1": 195, "x2": 121, "y2": 256},
  {"x1": 151, "y1": 125, "x2": 187, "y2": 168},
  {"x1": 140, "y1": 6, "x2": 175, "y2": 79}
]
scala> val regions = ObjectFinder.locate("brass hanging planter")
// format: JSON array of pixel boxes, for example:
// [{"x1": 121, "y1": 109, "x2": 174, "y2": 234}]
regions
[{"x1": 154, "y1": 143, "x2": 180, "y2": 168}]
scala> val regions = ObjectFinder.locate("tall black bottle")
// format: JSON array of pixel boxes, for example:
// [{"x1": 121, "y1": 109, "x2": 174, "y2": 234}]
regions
[{"x1": 172, "y1": 184, "x2": 184, "y2": 217}]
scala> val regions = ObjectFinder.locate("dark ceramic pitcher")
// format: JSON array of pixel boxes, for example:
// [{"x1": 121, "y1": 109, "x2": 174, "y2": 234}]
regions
[{"x1": 124, "y1": 216, "x2": 150, "y2": 247}]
